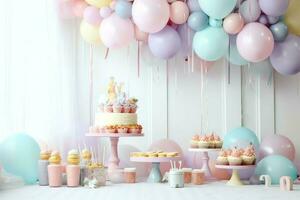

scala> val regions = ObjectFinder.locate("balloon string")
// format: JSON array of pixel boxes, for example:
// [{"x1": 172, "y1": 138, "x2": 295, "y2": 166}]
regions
[
  {"x1": 89, "y1": 44, "x2": 94, "y2": 125},
  {"x1": 137, "y1": 41, "x2": 140, "y2": 78},
  {"x1": 104, "y1": 48, "x2": 109, "y2": 59}
]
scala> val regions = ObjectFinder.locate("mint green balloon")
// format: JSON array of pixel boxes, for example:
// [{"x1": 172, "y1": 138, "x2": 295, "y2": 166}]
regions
[
  {"x1": 198, "y1": 0, "x2": 237, "y2": 19},
  {"x1": 255, "y1": 155, "x2": 298, "y2": 184},
  {"x1": 223, "y1": 127, "x2": 259, "y2": 151},
  {"x1": 0, "y1": 133, "x2": 40, "y2": 184},
  {"x1": 227, "y1": 36, "x2": 248, "y2": 66},
  {"x1": 193, "y1": 26, "x2": 229, "y2": 61}
]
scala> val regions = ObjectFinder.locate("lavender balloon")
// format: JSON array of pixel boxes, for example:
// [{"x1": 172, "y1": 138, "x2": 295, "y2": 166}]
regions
[
  {"x1": 258, "y1": 14, "x2": 268, "y2": 25},
  {"x1": 177, "y1": 24, "x2": 195, "y2": 58},
  {"x1": 239, "y1": 0, "x2": 261, "y2": 23},
  {"x1": 148, "y1": 26, "x2": 181, "y2": 59},
  {"x1": 270, "y1": 34, "x2": 300, "y2": 75},
  {"x1": 187, "y1": 0, "x2": 201, "y2": 12},
  {"x1": 259, "y1": 0, "x2": 290, "y2": 17}
]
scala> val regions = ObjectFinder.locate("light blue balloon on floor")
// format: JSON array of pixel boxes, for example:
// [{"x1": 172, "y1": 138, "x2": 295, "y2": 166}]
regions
[
  {"x1": 223, "y1": 127, "x2": 259, "y2": 151},
  {"x1": 115, "y1": 0, "x2": 132, "y2": 19},
  {"x1": 255, "y1": 155, "x2": 298, "y2": 184},
  {"x1": 193, "y1": 26, "x2": 229, "y2": 61},
  {"x1": 0, "y1": 133, "x2": 40, "y2": 184}
]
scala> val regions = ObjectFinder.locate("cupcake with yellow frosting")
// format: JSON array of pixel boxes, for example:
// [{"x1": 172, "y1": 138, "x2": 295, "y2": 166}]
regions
[
  {"x1": 67, "y1": 149, "x2": 80, "y2": 165},
  {"x1": 49, "y1": 151, "x2": 61, "y2": 165},
  {"x1": 40, "y1": 150, "x2": 51, "y2": 160}
]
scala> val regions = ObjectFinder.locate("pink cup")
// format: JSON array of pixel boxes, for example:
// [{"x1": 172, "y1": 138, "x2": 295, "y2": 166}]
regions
[
  {"x1": 66, "y1": 165, "x2": 80, "y2": 187},
  {"x1": 48, "y1": 165, "x2": 63, "y2": 187}
]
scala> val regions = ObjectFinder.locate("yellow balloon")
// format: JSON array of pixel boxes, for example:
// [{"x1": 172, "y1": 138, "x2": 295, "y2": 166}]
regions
[
  {"x1": 80, "y1": 20, "x2": 101, "y2": 45},
  {"x1": 284, "y1": 0, "x2": 300, "y2": 36},
  {"x1": 85, "y1": 0, "x2": 112, "y2": 8}
]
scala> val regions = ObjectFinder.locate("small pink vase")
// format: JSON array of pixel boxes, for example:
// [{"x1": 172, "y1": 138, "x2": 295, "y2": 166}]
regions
[
  {"x1": 66, "y1": 165, "x2": 80, "y2": 187},
  {"x1": 48, "y1": 164, "x2": 63, "y2": 187}
]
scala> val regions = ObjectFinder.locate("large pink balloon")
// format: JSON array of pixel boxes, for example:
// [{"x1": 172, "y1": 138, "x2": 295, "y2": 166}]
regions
[
  {"x1": 259, "y1": 135, "x2": 296, "y2": 161},
  {"x1": 237, "y1": 22, "x2": 274, "y2": 62},
  {"x1": 148, "y1": 139, "x2": 183, "y2": 174},
  {"x1": 100, "y1": 13, "x2": 134, "y2": 48},
  {"x1": 132, "y1": 0, "x2": 170, "y2": 33},
  {"x1": 72, "y1": 0, "x2": 88, "y2": 18}
]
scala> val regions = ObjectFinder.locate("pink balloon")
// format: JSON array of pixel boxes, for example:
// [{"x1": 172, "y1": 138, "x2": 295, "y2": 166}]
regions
[
  {"x1": 237, "y1": 22, "x2": 274, "y2": 62},
  {"x1": 132, "y1": 0, "x2": 170, "y2": 33},
  {"x1": 110, "y1": 0, "x2": 117, "y2": 10},
  {"x1": 134, "y1": 26, "x2": 149, "y2": 42},
  {"x1": 118, "y1": 145, "x2": 149, "y2": 178},
  {"x1": 99, "y1": 6, "x2": 112, "y2": 18},
  {"x1": 223, "y1": 13, "x2": 244, "y2": 35},
  {"x1": 72, "y1": 0, "x2": 88, "y2": 18},
  {"x1": 100, "y1": 13, "x2": 134, "y2": 48},
  {"x1": 259, "y1": 135, "x2": 296, "y2": 161},
  {"x1": 170, "y1": 1, "x2": 189, "y2": 25},
  {"x1": 83, "y1": 6, "x2": 102, "y2": 25},
  {"x1": 148, "y1": 139, "x2": 183, "y2": 174}
]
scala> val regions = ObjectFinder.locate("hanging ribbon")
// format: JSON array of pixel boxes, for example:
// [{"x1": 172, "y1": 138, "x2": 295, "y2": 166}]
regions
[
  {"x1": 89, "y1": 44, "x2": 94, "y2": 125},
  {"x1": 104, "y1": 48, "x2": 109, "y2": 59}
]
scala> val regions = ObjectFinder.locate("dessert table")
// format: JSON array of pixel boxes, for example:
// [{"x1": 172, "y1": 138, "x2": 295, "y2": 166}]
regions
[{"x1": 1, "y1": 182, "x2": 299, "y2": 200}]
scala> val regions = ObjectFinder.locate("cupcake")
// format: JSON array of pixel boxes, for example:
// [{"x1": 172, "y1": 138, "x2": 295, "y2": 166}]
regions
[
  {"x1": 190, "y1": 135, "x2": 200, "y2": 148},
  {"x1": 40, "y1": 150, "x2": 51, "y2": 160},
  {"x1": 104, "y1": 125, "x2": 117, "y2": 133},
  {"x1": 129, "y1": 125, "x2": 140, "y2": 134},
  {"x1": 81, "y1": 149, "x2": 92, "y2": 161},
  {"x1": 228, "y1": 147, "x2": 242, "y2": 166},
  {"x1": 216, "y1": 149, "x2": 228, "y2": 165},
  {"x1": 128, "y1": 98, "x2": 138, "y2": 113},
  {"x1": 49, "y1": 151, "x2": 61, "y2": 165},
  {"x1": 117, "y1": 125, "x2": 128, "y2": 133},
  {"x1": 123, "y1": 104, "x2": 131, "y2": 113},
  {"x1": 67, "y1": 149, "x2": 80, "y2": 165},
  {"x1": 208, "y1": 134, "x2": 215, "y2": 148},
  {"x1": 242, "y1": 144, "x2": 256, "y2": 165},
  {"x1": 113, "y1": 102, "x2": 123, "y2": 113},
  {"x1": 213, "y1": 134, "x2": 223, "y2": 149},
  {"x1": 137, "y1": 125, "x2": 143, "y2": 134},
  {"x1": 130, "y1": 104, "x2": 137, "y2": 113},
  {"x1": 104, "y1": 104, "x2": 113, "y2": 113},
  {"x1": 198, "y1": 135, "x2": 210, "y2": 148}
]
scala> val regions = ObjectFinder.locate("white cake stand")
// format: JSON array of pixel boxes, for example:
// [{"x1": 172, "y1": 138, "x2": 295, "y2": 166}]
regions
[
  {"x1": 215, "y1": 165, "x2": 256, "y2": 186},
  {"x1": 189, "y1": 148, "x2": 221, "y2": 180},
  {"x1": 130, "y1": 156, "x2": 181, "y2": 183},
  {"x1": 86, "y1": 133, "x2": 144, "y2": 170}
]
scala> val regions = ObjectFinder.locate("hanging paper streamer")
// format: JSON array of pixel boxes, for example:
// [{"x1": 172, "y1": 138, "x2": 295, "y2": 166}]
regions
[
  {"x1": 89, "y1": 44, "x2": 94, "y2": 125},
  {"x1": 104, "y1": 48, "x2": 109, "y2": 59}
]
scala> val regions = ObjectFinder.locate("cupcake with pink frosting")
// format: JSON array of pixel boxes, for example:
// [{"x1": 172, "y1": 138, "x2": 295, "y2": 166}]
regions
[
  {"x1": 216, "y1": 149, "x2": 228, "y2": 165},
  {"x1": 104, "y1": 103, "x2": 113, "y2": 113},
  {"x1": 228, "y1": 147, "x2": 242, "y2": 165},
  {"x1": 113, "y1": 102, "x2": 123, "y2": 113},
  {"x1": 190, "y1": 135, "x2": 200, "y2": 148},
  {"x1": 213, "y1": 134, "x2": 223, "y2": 148},
  {"x1": 242, "y1": 143, "x2": 256, "y2": 165},
  {"x1": 198, "y1": 135, "x2": 210, "y2": 148}
]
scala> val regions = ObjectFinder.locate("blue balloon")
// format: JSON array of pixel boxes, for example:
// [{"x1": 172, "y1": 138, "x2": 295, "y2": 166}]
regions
[
  {"x1": 209, "y1": 17, "x2": 223, "y2": 27},
  {"x1": 198, "y1": 0, "x2": 237, "y2": 19},
  {"x1": 255, "y1": 155, "x2": 298, "y2": 184},
  {"x1": 223, "y1": 127, "x2": 259, "y2": 151},
  {"x1": 193, "y1": 26, "x2": 229, "y2": 61},
  {"x1": 115, "y1": 1, "x2": 132, "y2": 19},
  {"x1": 270, "y1": 22, "x2": 288, "y2": 42},
  {"x1": 187, "y1": 0, "x2": 201, "y2": 12},
  {"x1": 227, "y1": 36, "x2": 248, "y2": 65},
  {"x1": 188, "y1": 11, "x2": 209, "y2": 31},
  {"x1": 0, "y1": 133, "x2": 40, "y2": 184},
  {"x1": 267, "y1": 15, "x2": 280, "y2": 25}
]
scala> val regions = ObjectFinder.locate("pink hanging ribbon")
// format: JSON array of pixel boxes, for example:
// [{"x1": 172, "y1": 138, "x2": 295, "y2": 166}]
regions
[{"x1": 89, "y1": 44, "x2": 94, "y2": 125}]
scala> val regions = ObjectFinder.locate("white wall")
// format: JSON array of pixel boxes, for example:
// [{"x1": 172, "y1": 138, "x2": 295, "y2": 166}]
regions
[{"x1": 78, "y1": 38, "x2": 300, "y2": 159}]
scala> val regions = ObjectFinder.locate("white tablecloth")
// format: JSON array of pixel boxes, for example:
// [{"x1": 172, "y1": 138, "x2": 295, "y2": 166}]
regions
[{"x1": 0, "y1": 181, "x2": 299, "y2": 200}]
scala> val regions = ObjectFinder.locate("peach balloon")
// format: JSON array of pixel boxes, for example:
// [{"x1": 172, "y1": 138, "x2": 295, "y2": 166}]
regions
[
  {"x1": 72, "y1": 0, "x2": 88, "y2": 18},
  {"x1": 110, "y1": 0, "x2": 116, "y2": 9},
  {"x1": 209, "y1": 160, "x2": 230, "y2": 180},
  {"x1": 223, "y1": 13, "x2": 244, "y2": 35},
  {"x1": 170, "y1": 1, "x2": 190, "y2": 25},
  {"x1": 134, "y1": 26, "x2": 149, "y2": 42}
]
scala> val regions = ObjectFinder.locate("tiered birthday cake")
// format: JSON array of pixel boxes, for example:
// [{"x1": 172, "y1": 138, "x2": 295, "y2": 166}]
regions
[{"x1": 89, "y1": 77, "x2": 143, "y2": 134}]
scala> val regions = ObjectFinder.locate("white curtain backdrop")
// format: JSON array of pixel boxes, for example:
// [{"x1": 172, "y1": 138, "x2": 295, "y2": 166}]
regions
[{"x1": 0, "y1": 0, "x2": 92, "y2": 158}]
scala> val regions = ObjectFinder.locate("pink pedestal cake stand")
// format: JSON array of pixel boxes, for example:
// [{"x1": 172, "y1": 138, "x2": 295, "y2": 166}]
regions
[
  {"x1": 188, "y1": 148, "x2": 221, "y2": 180},
  {"x1": 130, "y1": 156, "x2": 181, "y2": 183},
  {"x1": 86, "y1": 133, "x2": 144, "y2": 170},
  {"x1": 215, "y1": 165, "x2": 256, "y2": 186}
]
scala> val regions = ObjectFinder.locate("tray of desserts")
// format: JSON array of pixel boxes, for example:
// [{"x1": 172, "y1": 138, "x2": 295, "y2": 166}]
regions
[
  {"x1": 189, "y1": 133, "x2": 223, "y2": 149},
  {"x1": 130, "y1": 151, "x2": 180, "y2": 163},
  {"x1": 216, "y1": 143, "x2": 256, "y2": 166}
]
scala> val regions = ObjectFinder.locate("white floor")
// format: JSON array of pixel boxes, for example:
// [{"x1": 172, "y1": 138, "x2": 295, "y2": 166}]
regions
[{"x1": 0, "y1": 181, "x2": 300, "y2": 200}]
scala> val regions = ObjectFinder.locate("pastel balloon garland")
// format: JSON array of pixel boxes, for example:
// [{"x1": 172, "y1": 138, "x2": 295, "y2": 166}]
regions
[{"x1": 58, "y1": 0, "x2": 300, "y2": 75}]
